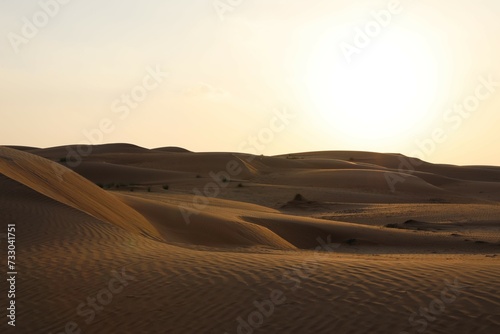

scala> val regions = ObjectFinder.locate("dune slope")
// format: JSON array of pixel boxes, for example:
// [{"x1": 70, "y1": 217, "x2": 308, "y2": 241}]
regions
[{"x1": 0, "y1": 146, "x2": 161, "y2": 239}]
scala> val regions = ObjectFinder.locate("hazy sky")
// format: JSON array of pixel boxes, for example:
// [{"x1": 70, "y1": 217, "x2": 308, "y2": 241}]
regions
[{"x1": 1, "y1": 0, "x2": 499, "y2": 165}]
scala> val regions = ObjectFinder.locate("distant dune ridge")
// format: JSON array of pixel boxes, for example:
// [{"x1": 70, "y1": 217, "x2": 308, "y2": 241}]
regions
[{"x1": 1, "y1": 144, "x2": 500, "y2": 333}]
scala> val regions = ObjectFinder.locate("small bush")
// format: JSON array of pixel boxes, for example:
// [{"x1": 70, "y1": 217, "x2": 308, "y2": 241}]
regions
[
  {"x1": 384, "y1": 223, "x2": 399, "y2": 229},
  {"x1": 293, "y1": 193, "x2": 304, "y2": 201},
  {"x1": 221, "y1": 176, "x2": 228, "y2": 183},
  {"x1": 147, "y1": 187, "x2": 151, "y2": 192},
  {"x1": 163, "y1": 185, "x2": 169, "y2": 190},
  {"x1": 59, "y1": 157, "x2": 67, "y2": 163},
  {"x1": 196, "y1": 174, "x2": 201, "y2": 178},
  {"x1": 96, "y1": 183, "x2": 104, "y2": 188},
  {"x1": 346, "y1": 238, "x2": 357, "y2": 245},
  {"x1": 237, "y1": 183, "x2": 243, "y2": 188}
]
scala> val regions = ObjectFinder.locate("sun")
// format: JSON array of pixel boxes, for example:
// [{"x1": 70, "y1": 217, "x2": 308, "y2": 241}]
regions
[{"x1": 305, "y1": 31, "x2": 440, "y2": 143}]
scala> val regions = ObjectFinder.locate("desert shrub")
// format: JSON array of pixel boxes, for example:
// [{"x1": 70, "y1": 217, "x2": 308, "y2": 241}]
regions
[
  {"x1": 346, "y1": 238, "x2": 357, "y2": 245},
  {"x1": 59, "y1": 157, "x2": 67, "y2": 163},
  {"x1": 237, "y1": 183, "x2": 243, "y2": 188},
  {"x1": 163, "y1": 185, "x2": 169, "y2": 190},
  {"x1": 293, "y1": 193, "x2": 303, "y2": 201},
  {"x1": 384, "y1": 223, "x2": 398, "y2": 229}
]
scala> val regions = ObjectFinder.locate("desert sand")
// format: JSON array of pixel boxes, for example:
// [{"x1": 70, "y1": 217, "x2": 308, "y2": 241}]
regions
[{"x1": 1, "y1": 144, "x2": 499, "y2": 333}]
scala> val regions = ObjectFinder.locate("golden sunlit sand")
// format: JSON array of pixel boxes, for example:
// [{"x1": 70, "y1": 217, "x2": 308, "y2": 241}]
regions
[{"x1": 1, "y1": 144, "x2": 499, "y2": 333}]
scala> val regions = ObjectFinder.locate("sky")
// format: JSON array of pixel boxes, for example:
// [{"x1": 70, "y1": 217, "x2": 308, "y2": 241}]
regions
[{"x1": 1, "y1": 0, "x2": 499, "y2": 166}]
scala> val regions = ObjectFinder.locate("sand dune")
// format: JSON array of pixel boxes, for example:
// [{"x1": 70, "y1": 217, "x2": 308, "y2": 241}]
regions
[
  {"x1": 0, "y1": 146, "x2": 161, "y2": 239},
  {"x1": 1, "y1": 145, "x2": 499, "y2": 333}
]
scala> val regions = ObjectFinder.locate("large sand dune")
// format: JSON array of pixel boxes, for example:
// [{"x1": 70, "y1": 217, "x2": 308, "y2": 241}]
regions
[{"x1": 1, "y1": 144, "x2": 499, "y2": 333}]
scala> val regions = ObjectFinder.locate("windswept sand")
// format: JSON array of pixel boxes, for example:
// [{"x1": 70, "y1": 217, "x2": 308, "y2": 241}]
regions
[{"x1": 1, "y1": 144, "x2": 499, "y2": 333}]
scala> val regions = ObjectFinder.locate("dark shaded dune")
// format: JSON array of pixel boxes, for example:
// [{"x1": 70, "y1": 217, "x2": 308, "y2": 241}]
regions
[
  {"x1": 442, "y1": 179, "x2": 500, "y2": 202},
  {"x1": 70, "y1": 161, "x2": 194, "y2": 184},
  {"x1": 275, "y1": 151, "x2": 410, "y2": 168},
  {"x1": 415, "y1": 164, "x2": 500, "y2": 182},
  {"x1": 257, "y1": 169, "x2": 445, "y2": 194},
  {"x1": 411, "y1": 171, "x2": 462, "y2": 187},
  {"x1": 152, "y1": 146, "x2": 192, "y2": 153},
  {"x1": 296, "y1": 158, "x2": 389, "y2": 170},
  {"x1": 99, "y1": 152, "x2": 259, "y2": 178},
  {"x1": 241, "y1": 154, "x2": 390, "y2": 173},
  {"x1": 386, "y1": 219, "x2": 454, "y2": 232},
  {"x1": 466, "y1": 165, "x2": 500, "y2": 170},
  {"x1": 279, "y1": 150, "x2": 500, "y2": 183},
  {"x1": 5, "y1": 145, "x2": 39, "y2": 151},
  {"x1": 29, "y1": 143, "x2": 151, "y2": 160}
]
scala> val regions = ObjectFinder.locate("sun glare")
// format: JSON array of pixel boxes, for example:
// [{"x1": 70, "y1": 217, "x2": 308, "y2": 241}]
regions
[{"x1": 306, "y1": 31, "x2": 440, "y2": 143}]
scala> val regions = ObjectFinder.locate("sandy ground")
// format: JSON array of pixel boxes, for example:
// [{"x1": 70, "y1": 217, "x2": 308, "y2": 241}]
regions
[{"x1": 1, "y1": 144, "x2": 499, "y2": 333}]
